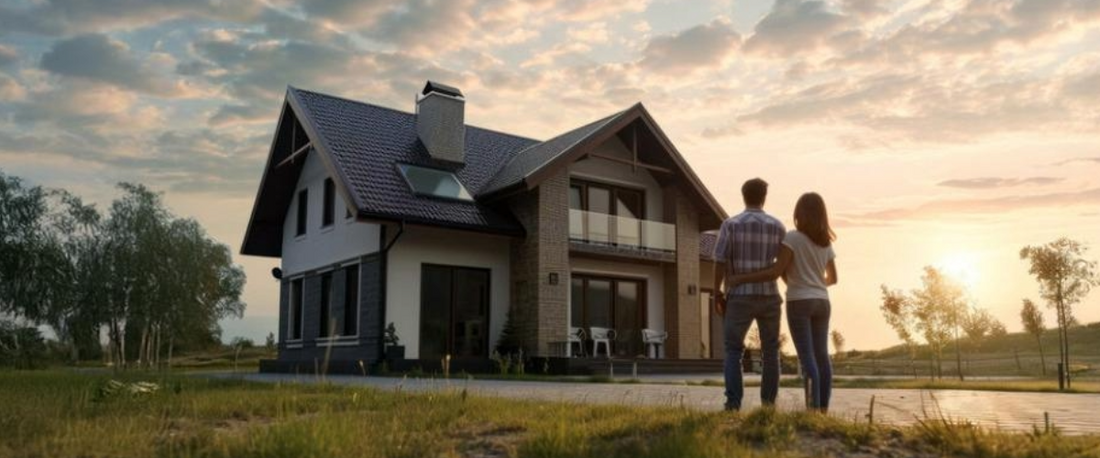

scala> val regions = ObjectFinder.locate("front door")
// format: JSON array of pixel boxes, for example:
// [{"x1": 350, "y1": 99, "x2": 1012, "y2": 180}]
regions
[
  {"x1": 571, "y1": 274, "x2": 645, "y2": 357},
  {"x1": 420, "y1": 264, "x2": 490, "y2": 361},
  {"x1": 703, "y1": 288, "x2": 723, "y2": 359}
]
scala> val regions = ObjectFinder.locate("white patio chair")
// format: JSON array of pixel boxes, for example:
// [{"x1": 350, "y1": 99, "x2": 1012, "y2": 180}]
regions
[
  {"x1": 589, "y1": 327, "x2": 616, "y2": 358},
  {"x1": 568, "y1": 327, "x2": 587, "y2": 357},
  {"x1": 642, "y1": 329, "x2": 668, "y2": 359}
]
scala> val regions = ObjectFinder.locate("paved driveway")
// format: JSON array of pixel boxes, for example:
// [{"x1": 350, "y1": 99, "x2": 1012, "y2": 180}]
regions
[{"x1": 220, "y1": 373, "x2": 1100, "y2": 435}]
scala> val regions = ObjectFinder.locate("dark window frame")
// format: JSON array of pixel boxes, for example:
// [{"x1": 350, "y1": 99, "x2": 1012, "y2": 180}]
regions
[
  {"x1": 296, "y1": 189, "x2": 308, "y2": 237},
  {"x1": 396, "y1": 163, "x2": 474, "y2": 202},
  {"x1": 322, "y1": 178, "x2": 335, "y2": 227},
  {"x1": 570, "y1": 273, "x2": 647, "y2": 357},
  {"x1": 289, "y1": 278, "x2": 304, "y2": 341},
  {"x1": 343, "y1": 264, "x2": 359, "y2": 337},
  {"x1": 418, "y1": 263, "x2": 492, "y2": 360},
  {"x1": 569, "y1": 178, "x2": 646, "y2": 219},
  {"x1": 319, "y1": 272, "x2": 333, "y2": 337}
]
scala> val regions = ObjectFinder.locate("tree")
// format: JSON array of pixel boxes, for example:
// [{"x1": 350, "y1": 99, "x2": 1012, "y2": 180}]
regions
[
  {"x1": 961, "y1": 306, "x2": 1003, "y2": 341},
  {"x1": 1020, "y1": 238, "x2": 1099, "y2": 389},
  {"x1": 0, "y1": 172, "x2": 51, "y2": 323},
  {"x1": 1020, "y1": 298, "x2": 1047, "y2": 375},
  {"x1": 881, "y1": 267, "x2": 968, "y2": 379},
  {"x1": 830, "y1": 330, "x2": 845, "y2": 358}
]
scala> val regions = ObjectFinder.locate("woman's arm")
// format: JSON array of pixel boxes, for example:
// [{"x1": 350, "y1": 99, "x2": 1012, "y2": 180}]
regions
[
  {"x1": 730, "y1": 245, "x2": 793, "y2": 285},
  {"x1": 825, "y1": 259, "x2": 838, "y2": 286}
]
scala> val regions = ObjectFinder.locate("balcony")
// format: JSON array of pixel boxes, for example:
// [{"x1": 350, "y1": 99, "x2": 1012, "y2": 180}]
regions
[{"x1": 569, "y1": 209, "x2": 676, "y2": 253}]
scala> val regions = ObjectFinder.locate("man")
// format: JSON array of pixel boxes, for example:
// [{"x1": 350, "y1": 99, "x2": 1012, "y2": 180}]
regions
[{"x1": 713, "y1": 177, "x2": 786, "y2": 411}]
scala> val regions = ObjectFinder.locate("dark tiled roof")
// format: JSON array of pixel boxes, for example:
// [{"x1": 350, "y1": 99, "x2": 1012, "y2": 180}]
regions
[
  {"x1": 479, "y1": 110, "x2": 626, "y2": 196},
  {"x1": 291, "y1": 88, "x2": 538, "y2": 233}
]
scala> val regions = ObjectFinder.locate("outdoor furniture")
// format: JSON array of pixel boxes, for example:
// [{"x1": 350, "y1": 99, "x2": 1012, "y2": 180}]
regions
[
  {"x1": 590, "y1": 327, "x2": 616, "y2": 358},
  {"x1": 642, "y1": 329, "x2": 668, "y2": 359},
  {"x1": 568, "y1": 327, "x2": 587, "y2": 358}
]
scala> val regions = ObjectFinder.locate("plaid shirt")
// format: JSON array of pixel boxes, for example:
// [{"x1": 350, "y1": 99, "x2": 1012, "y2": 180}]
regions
[{"x1": 713, "y1": 208, "x2": 786, "y2": 297}]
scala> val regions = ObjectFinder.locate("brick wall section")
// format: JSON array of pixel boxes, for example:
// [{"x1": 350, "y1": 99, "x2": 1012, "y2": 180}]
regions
[
  {"x1": 508, "y1": 169, "x2": 570, "y2": 356},
  {"x1": 662, "y1": 187, "x2": 702, "y2": 359}
]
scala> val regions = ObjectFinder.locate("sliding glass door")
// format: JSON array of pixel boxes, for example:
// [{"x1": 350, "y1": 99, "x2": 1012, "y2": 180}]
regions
[
  {"x1": 570, "y1": 274, "x2": 645, "y2": 357},
  {"x1": 420, "y1": 264, "x2": 490, "y2": 361}
]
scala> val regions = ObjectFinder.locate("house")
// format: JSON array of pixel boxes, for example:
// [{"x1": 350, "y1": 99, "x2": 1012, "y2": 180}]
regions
[{"x1": 241, "y1": 81, "x2": 731, "y2": 373}]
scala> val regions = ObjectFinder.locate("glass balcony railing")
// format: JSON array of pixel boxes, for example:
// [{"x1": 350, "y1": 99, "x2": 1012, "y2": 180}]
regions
[{"x1": 569, "y1": 209, "x2": 676, "y2": 252}]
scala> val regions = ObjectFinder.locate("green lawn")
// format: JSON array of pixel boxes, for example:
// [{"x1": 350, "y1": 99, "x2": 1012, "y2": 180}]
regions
[{"x1": 1, "y1": 370, "x2": 1099, "y2": 457}]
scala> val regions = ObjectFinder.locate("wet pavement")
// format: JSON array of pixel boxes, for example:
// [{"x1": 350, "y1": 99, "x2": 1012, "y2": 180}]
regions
[{"x1": 221, "y1": 373, "x2": 1100, "y2": 435}]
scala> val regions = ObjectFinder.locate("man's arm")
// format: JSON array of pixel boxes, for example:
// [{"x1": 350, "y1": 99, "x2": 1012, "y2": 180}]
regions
[{"x1": 713, "y1": 258, "x2": 725, "y2": 317}]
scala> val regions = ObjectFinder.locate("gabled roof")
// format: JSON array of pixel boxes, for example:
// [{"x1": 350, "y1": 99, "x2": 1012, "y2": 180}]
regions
[
  {"x1": 478, "y1": 103, "x2": 728, "y2": 228},
  {"x1": 241, "y1": 86, "x2": 728, "y2": 257}
]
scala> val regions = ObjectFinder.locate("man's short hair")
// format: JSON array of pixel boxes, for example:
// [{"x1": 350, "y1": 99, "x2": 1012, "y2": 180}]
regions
[{"x1": 742, "y1": 178, "x2": 768, "y2": 207}]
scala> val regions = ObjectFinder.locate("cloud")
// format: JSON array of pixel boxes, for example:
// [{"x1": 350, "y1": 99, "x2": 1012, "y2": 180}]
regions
[
  {"x1": 1054, "y1": 156, "x2": 1100, "y2": 166},
  {"x1": 846, "y1": 187, "x2": 1100, "y2": 222},
  {"x1": 40, "y1": 33, "x2": 178, "y2": 96},
  {"x1": 639, "y1": 17, "x2": 741, "y2": 74},
  {"x1": 0, "y1": 0, "x2": 264, "y2": 36},
  {"x1": 743, "y1": 0, "x2": 848, "y2": 56},
  {"x1": 937, "y1": 177, "x2": 1064, "y2": 189},
  {"x1": 363, "y1": 0, "x2": 478, "y2": 56},
  {"x1": 0, "y1": 44, "x2": 17, "y2": 67}
]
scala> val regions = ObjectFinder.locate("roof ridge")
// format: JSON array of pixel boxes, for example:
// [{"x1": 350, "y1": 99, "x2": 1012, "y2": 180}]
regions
[
  {"x1": 479, "y1": 108, "x2": 630, "y2": 196},
  {"x1": 290, "y1": 87, "x2": 541, "y2": 142}
]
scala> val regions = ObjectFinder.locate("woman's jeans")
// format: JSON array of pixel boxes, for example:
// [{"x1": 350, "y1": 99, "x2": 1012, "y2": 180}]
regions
[{"x1": 786, "y1": 299, "x2": 832, "y2": 410}]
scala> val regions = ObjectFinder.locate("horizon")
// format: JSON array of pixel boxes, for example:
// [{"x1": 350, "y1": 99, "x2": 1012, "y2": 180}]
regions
[{"x1": 2, "y1": 0, "x2": 1099, "y2": 351}]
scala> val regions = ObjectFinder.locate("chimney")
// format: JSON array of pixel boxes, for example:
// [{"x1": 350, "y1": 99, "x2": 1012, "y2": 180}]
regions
[{"x1": 416, "y1": 81, "x2": 465, "y2": 164}]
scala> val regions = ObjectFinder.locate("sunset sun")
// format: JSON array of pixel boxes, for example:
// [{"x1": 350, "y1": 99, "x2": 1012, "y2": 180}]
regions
[{"x1": 937, "y1": 253, "x2": 981, "y2": 291}]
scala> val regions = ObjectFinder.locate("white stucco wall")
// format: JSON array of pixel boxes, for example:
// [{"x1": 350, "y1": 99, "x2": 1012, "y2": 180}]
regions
[
  {"x1": 568, "y1": 257, "x2": 666, "y2": 333},
  {"x1": 385, "y1": 225, "x2": 511, "y2": 359},
  {"x1": 568, "y1": 136, "x2": 665, "y2": 222},
  {"x1": 282, "y1": 150, "x2": 382, "y2": 275}
]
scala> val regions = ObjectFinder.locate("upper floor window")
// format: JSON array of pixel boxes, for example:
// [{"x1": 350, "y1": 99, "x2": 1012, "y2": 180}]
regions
[
  {"x1": 569, "y1": 180, "x2": 644, "y2": 219},
  {"x1": 397, "y1": 164, "x2": 473, "y2": 201},
  {"x1": 322, "y1": 178, "x2": 335, "y2": 227},
  {"x1": 296, "y1": 189, "x2": 308, "y2": 236}
]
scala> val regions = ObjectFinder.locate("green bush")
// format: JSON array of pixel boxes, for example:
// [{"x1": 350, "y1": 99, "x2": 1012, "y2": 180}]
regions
[{"x1": 0, "y1": 320, "x2": 47, "y2": 369}]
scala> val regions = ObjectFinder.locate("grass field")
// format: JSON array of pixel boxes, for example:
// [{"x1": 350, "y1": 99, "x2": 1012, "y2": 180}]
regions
[{"x1": 1, "y1": 370, "x2": 1098, "y2": 457}]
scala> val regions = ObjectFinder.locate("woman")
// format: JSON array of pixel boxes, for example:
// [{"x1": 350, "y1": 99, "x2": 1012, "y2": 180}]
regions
[{"x1": 729, "y1": 192, "x2": 838, "y2": 411}]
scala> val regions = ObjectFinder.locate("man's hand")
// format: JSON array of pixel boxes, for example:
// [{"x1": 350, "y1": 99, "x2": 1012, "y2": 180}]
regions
[{"x1": 715, "y1": 291, "x2": 726, "y2": 317}]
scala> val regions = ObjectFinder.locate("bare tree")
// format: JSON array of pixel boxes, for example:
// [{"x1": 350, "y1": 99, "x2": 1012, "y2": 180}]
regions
[
  {"x1": 882, "y1": 267, "x2": 968, "y2": 379},
  {"x1": 830, "y1": 330, "x2": 845, "y2": 359},
  {"x1": 1020, "y1": 298, "x2": 1047, "y2": 375},
  {"x1": 1021, "y1": 238, "x2": 1099, "y2": 388}
]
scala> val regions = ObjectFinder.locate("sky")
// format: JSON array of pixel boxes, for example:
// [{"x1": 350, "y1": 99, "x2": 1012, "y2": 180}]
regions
[{"x1": 1, "y1": 0, "x2": 1098, "y2": 350}]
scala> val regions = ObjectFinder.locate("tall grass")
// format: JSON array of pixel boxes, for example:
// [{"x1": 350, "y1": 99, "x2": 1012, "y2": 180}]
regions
[{"x1": 0, "y1": 370, "x2": 1097, "y2": 457}]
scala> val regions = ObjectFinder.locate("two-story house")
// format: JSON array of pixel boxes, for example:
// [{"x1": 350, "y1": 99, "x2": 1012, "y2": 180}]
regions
[{"x1": 241, "y1": 81, "x2": 730, "y2": 373}]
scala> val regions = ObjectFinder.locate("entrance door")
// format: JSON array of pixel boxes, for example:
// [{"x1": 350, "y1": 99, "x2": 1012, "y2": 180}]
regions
[
  {"x1": 420, "y1": 265, "x2": 490, "y2": 361},
  {"x1": 571, "y1": 274, "x2": 645, "y2": 357}
]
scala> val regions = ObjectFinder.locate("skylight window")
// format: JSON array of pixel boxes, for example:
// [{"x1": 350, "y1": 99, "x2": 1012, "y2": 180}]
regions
[{"x1": 397, "y1": 164, "x2": 473, "y2": 201}]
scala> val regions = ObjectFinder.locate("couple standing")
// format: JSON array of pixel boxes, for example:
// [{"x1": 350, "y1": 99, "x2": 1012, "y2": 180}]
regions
[{"x1": 712, "y1": 178, "x2": 838, "y2": 412}]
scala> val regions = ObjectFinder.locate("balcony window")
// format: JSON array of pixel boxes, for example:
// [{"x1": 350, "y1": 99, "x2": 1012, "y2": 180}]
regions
[{"x1": 569, "y1": 179, "x2": 674, "y2": 252}]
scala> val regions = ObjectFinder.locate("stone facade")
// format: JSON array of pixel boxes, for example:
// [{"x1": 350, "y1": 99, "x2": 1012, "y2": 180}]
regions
[
  {"x1": 662, "y1": 186, "x2": 702, "y2": 359},
  {"x1": 507, "y1": 169, "x2": 570, "y2": 356}
]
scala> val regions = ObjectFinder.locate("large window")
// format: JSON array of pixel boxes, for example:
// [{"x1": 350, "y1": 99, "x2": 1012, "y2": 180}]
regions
[
  {"x1": 296, "y1": 189, "x2": 308, "y2": 236},
  {"x1": 570, "y1": 274, "x2": 645, "y2": 357},
  {"x1": 419, "y1": 265, "x2": 490, "y2": 360},
  {"x1": 343, "y1": 265, "x2": 359, "y2": 336},
  {"x1": 568, "y1": 180, "x2": 644, "y2": 218},
  {"x1": 319, "y1": 272, "x2": 333, "y2": 337},
  {"x1": 322, "y1": 178, "x2": 335, "y2": 227},
  {"x1": 289, "y1": 278, "x2": 304, "y2": 340},
  {"x1": 397, "y1": 164, "x2": 473, "y2": 201}
]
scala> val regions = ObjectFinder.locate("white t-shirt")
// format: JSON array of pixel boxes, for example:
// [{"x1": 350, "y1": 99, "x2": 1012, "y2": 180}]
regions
[{"x1": 781, "y1": 230, "x2": 836, "y2": 301}]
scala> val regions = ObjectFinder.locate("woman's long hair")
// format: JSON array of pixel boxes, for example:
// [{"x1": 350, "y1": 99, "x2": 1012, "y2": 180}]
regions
[{"x1": 793, "y1": 192, "x2": 836, "y2": 247}]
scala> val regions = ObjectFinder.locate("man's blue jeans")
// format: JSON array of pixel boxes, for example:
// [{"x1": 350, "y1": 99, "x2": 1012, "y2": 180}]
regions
[
  {"x1": 724, "y1": 294, "x2": 782, "y2": 410},
  {"x1": 787, "y1": 299, "x2": 832, "y2": 410}
]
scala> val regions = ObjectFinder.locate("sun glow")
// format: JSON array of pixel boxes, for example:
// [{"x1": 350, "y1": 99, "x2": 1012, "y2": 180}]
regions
[{"x1": 937, "y1": 253, "x2": 981, "y2": 291}]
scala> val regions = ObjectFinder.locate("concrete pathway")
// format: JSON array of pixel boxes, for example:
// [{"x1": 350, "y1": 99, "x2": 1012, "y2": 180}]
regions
[{"x1": 219, "y1": 373, "x2": 1100, "y2": 435}]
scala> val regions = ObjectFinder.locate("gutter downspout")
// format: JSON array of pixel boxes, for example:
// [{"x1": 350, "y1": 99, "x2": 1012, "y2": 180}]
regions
[{"x1": 377, "y1": 221, "x2": 405, "y2": 362}]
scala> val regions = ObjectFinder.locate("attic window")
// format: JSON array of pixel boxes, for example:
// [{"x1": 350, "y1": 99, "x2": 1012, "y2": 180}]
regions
[{"x1": 397, "y1": 164, "x2": 473, "y2": 202}]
